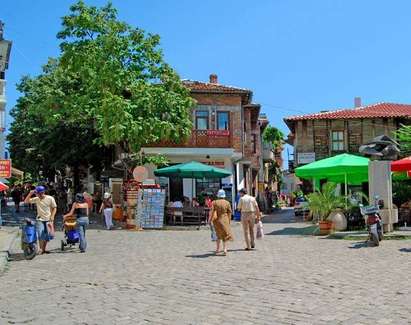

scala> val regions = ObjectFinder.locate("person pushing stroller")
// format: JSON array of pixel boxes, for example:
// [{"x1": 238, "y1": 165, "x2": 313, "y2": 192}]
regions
[{"x1": 63, "y1": 193, "x2": 89, "y2": 253}]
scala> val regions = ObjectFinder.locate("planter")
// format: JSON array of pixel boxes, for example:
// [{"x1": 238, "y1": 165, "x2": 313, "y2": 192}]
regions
[
  {"x1": 329, "y1": 209, "x2": 347, "y2": 231},
  {"x1": 319, "y1": 220, "x2": 334, "y2": 235}
]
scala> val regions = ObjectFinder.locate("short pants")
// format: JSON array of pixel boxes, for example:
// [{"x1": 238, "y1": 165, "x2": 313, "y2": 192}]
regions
[{"x1": 36, "y1": 220, "x2": 50, "y2": 241}]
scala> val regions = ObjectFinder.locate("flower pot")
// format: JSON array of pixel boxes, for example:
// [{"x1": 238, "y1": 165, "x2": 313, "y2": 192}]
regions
[
  {"x1": 329, "y1": 209, "x2": 347, "y2": 231},
  {"x1": 319, "y1": 220, "x2": 334, "y2": 235}
]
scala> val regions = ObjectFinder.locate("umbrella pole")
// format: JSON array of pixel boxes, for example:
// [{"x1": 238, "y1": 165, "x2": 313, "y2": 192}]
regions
[{"x1": 344, "y1": 173, "x2": 348, "y2": 208}]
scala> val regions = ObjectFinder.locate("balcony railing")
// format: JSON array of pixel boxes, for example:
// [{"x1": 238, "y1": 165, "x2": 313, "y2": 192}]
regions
[{"x1": 148, "y1": 129, "x2": 233, "y2": 148}]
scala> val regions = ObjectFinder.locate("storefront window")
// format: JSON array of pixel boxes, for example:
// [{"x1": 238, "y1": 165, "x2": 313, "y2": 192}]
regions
[
  {"x1": 196, "y1": 178, "x2": 221, "y2": 197},
  {"x1": 217, "y1": 111, "x2": 229, "y2": 130},
  {"x1": 195, "y1": 111, "x2": 209, "y2": 130}
]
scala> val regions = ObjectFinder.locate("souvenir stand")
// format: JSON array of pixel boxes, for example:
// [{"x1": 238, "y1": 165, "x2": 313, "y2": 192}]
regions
[{"x1": 136, "y1": 184, "x2": 166, "y2": 229}]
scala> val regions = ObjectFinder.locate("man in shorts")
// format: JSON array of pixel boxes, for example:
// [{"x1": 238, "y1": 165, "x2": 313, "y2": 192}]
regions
[{"x1": 24, "y1": 186, "x2": 57, "y2": 254}]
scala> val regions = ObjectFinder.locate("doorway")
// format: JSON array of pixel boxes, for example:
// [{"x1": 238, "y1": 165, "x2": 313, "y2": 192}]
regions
[{"x1": 169, "y1": 177, "x2": 183, "y2": 201}]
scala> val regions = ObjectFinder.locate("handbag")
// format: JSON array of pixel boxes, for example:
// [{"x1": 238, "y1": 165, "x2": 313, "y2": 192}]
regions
[
  {"x1": 210, "y1": 224, "x2": 217, "y2": 241},
  {"x1": 47, "y1": 222, "x2": 55, "y2": 240},
  {"x1": 256, "y1": 221, "x2": 264, "y2": 239}
]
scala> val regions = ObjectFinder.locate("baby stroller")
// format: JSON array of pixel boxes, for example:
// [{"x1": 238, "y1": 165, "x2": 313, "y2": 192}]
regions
[{"x1": 61, "y1": 216, "x2": 80, "y2": 251}]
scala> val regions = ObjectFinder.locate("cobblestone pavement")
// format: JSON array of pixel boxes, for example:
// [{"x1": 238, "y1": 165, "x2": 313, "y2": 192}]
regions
[{"x1": 1, "y1": 209, "x2": 411, "y2": 324}]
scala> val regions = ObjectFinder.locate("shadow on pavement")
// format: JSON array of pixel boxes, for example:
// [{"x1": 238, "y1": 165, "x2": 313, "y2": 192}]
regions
[
  {"x1": 266, "y1": 225, "x2": 318, "y2": 236},
  {"x1": 399, "y1": 248, "x2": 411, "y2": 253},
  {"x1": 186, "y1": 252, "x2": 218, "y2": 258},
  {"x1": 349, "y1": 242, "x2": 369, "y2": 249},
  {"x1": 8, "y1": 253, "x2": 27, "y2": 262}
]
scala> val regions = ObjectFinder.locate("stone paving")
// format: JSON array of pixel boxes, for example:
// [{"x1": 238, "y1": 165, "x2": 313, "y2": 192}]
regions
[{"x1": 0, "y1": 209, "x2": 410, "y2": 324}]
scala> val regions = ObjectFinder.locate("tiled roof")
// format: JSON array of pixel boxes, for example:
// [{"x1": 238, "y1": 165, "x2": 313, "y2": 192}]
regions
[
  {"x1": 182, "y1": 80, "x2": 251, "y2": 94},
  {"x1": 284, "y1": 102, "x2": 411, "y2": 121}
]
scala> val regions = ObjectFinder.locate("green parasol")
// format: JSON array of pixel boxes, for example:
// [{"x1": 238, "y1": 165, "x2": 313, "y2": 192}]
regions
[
  {"x1": 154, "y1": 161, "x2": 232, "y2": 179},
  {"x1": 295, "y1": 153, "x2": 369, "y2": 187}
]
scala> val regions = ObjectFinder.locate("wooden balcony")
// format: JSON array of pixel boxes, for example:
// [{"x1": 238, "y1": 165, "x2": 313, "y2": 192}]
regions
[{"x1": 148, "y1": 129, "x2": 233, "y2": 148}]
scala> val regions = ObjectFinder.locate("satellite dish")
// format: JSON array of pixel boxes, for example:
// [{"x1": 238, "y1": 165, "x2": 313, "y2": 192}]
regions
[{"x1": 133, "y1": 166, "x2": 148, "y2": 182}]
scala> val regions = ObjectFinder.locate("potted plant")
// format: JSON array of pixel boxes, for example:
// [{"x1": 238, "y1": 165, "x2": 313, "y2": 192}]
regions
[{"x1": 307, "y1": 182, "x2": 345, "y2": 235}]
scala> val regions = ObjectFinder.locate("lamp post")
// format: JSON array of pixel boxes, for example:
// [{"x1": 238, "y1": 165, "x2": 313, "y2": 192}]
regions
[{"x1": 0, "y1": 20, "x2": 12, "y2": 159}]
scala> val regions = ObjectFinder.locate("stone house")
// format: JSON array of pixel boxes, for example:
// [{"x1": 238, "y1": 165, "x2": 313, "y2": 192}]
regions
[
  {"x1": 284, "y1": 99, "x2": 411, "y2": 168},
  {"x1": 143, "y1": 74, "x2": 269, "y2": 203}
]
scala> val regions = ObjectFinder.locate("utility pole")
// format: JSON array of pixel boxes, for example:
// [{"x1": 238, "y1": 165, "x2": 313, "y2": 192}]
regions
[{"x1": 0, "y1": 20, "x2": 12, "y2": 159}]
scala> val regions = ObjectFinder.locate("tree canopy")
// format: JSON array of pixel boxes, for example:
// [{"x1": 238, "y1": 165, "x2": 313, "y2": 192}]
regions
[{"x1": 8, "y1": 0, "x2": 194, "y2": 181}]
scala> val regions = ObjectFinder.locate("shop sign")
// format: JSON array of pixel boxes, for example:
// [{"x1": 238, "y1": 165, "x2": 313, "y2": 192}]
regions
[
  {"x1": 207, "y1": 130, "x2": 230, "y2": 137},
  {"x1": 0, "y1": 159, "x2": 11, "y2": 178},
  {"x1": 297, "y1": 152, "x2": 315, "y2": 164}
]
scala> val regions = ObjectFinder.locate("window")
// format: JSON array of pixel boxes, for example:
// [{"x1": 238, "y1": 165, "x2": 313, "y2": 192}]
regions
[
  {"x1": 252, "y1": 134, "x2": 257, "y2": 153},
  {"x1": 195, "y1": 111, "x2": 209, "y2": 130},
  {"x1": 196, "y1": 178, "x2": 221, "y2": 197},
  {"x1": 332, "y1": 131, "x2": 344, "y2": 151},
  {"x1": 217, "y1": 112, "x2": 229, "y2": 130}
]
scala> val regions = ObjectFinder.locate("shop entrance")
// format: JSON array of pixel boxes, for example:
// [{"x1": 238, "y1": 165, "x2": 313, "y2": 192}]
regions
[{"x1": 169, "y1": 177, "x2": 183, "y2": 201}]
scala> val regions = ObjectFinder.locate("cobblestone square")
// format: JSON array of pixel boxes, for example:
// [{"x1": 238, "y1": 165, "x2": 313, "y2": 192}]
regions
[{"x1": 1, "y1": 210, "x2": 410, "y2": 324}]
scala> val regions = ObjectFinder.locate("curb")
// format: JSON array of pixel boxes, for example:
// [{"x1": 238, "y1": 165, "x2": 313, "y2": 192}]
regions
[{"x1": 0, "y1": 227, "x2": 19, "y2": 274}]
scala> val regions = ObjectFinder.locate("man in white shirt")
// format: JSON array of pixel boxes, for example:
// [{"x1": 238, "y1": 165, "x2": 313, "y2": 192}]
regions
[
  {"x1": 24, "y1": 186, "x2": 57, "y2": 254},
  {"x1": 237, "y1": 188, "x2": 261, "y2": 250}
]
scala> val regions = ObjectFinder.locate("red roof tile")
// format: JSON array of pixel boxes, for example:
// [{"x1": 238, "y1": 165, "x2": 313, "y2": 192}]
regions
[
  {"x1": 182, "y1": 80, "x2": 251, "y2": 94},
  {"x1": 284, "y1": 103, "x2": 411, "y2": 122}
]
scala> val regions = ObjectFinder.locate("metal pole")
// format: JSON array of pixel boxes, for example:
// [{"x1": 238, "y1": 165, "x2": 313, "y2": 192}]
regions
[{"x1": 344, "y1": 173, "x2": 348, "y2": 208}]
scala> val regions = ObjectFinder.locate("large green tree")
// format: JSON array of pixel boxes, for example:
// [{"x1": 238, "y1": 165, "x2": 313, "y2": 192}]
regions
[
  {"x1": 8, "y1": 1, "x2": 194, "y2": 184},
  {"x1": 44, "y1": 0, "x2": 194, "y2": 152}
]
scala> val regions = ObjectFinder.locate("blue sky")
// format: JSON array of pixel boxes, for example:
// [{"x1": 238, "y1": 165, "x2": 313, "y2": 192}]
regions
[{"x1": 3, "y1": 0, "x2": 411, "y2": 162}]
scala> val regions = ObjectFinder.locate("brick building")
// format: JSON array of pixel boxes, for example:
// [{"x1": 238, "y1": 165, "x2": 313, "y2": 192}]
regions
[
  {"x1": 284, "y1": 99, "x2": 411, "y2": 168},
  {"x1": 143, "y1": 74, "x2": 267, "y2": 203}
]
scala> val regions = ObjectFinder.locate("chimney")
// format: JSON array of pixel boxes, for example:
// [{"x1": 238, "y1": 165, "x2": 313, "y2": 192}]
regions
[
  {"x1": 209, "y1": 74, "x2": 218, "y2": 84},
  {"x1": 354, "y1": 97, "x2": 362, "y2": 108}
]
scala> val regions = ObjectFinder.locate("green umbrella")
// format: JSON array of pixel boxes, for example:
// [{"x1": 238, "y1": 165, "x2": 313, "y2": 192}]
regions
[
  {"x1": 154, "y1": 161, "x2": 232, "y2": 179},
  {"x1": 295, "y1": 153, "x2": 369, "y2": 187}
]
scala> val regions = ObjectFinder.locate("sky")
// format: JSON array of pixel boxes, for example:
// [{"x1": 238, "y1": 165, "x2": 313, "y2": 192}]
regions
[{"x1": 3, "y1": 0, "x2": 411, "y2": 164}]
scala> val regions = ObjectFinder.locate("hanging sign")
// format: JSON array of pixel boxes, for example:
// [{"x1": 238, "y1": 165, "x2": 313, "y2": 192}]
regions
[
  {"x1": 207, "y1": 130, "x2": 230, "y2": 137},
  {"x1": 133, "y1": 166, "x2": 148, "y2": 182},
  {"x1": 0, "y1": 159, "x2": 11, "y2": 178},
  {"x1": 297, "y1": 152, "x2": 315, "y2": 164}
]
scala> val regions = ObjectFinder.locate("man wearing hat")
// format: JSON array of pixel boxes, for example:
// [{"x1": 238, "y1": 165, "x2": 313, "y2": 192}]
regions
[
  {"x1": 237, "y1": 188, "x2": 261, "y2": 250},
  {"x1": 24, "y1": 186, "x2": 57, "y2": 254}
]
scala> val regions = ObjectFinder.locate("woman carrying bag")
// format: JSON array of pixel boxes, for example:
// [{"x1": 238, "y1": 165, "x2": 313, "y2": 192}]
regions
[{"x1": 208, "y1": 189, "x2": 233, "y2": 256}]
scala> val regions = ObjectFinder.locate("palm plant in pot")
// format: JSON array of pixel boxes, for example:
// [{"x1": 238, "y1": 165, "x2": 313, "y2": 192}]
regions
[{"x1": 307, "y1": 182, "x2": 345, "y2": 235}]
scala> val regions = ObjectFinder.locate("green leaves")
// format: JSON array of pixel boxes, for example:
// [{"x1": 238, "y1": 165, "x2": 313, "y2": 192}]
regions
[
  {"x1": 395, "y1": 124, "x2": 411, "y2": 156},
  {"x1": 9, "y1": 0, "x2": 193, "y2": 179},
  {"x1": 307, "y1": 182, "x2": 345, "y2": 221}
]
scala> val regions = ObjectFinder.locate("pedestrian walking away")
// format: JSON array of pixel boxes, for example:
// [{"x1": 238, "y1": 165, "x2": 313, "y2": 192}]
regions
[
  {"x1": 237, "y1": 188, "x2": 261, "y2": 251},
  {"x1": 100, "y1": 192, "x2": 113, "y2": 230},
  {"x1": 24, "y1": 185, "x2": 57, "y2": 254},
  {"x1": 208, "y1": 189, "x2": 233, "y2": 255},
  {"x1": 64, "y1": 193, "x2": 89, "y2": 252},
  {"x1": 11, "y1": 184, "x2": 23, "y2": 213}
]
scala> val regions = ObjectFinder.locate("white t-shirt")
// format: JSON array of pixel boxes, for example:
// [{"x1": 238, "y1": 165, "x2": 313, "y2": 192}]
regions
[
  {"x1": 29, "y1": 195, "x2": 57, "y2": 221},
  {"x1": 237, "y1": 194, "x2": 258, "y2": 213}
]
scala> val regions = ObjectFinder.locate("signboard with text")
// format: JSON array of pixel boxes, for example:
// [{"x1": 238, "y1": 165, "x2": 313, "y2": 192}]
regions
[
  {"x1": 0, "y1": 159, "x2": 11, "y2": 178},
  {"x1": 297, "y1": 152, "x2": 316, "y2": 165},
  {"x1": 207, "y1": 130, "x2": 230, "y2": 137}
]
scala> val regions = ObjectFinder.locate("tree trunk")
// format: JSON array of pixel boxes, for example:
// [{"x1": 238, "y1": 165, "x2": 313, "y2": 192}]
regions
[{"x1": 73, "y1": 164, "x2": 81, "y2": 193}]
